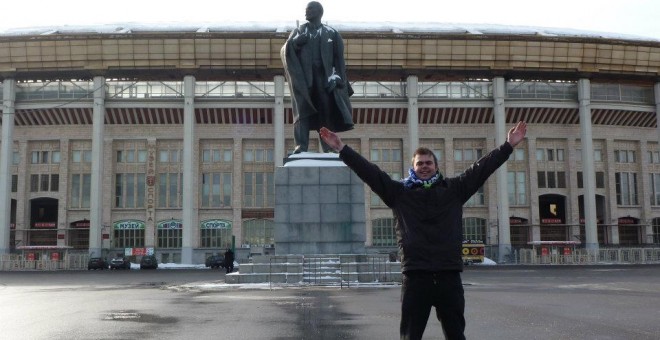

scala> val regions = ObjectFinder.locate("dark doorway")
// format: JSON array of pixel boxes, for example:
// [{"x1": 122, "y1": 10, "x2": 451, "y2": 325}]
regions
[
  {"x1": 510, "y1": 216, "x2": 530, "y2": 247},
  {"x1": 69, "y1": 220, "x2": 90, "y2": 249},
  {"x1": 578, "y1": 194, "x2": 607, "y2": 244},
  {"x1": 618, "y1": 217, "x2": 641, "y2": 246},
  {"x1": 539, "y1": 194, "x2": 567, "y2": 241},
  {"x1": 29, "y1": 198, "x2": 58, "y2": 246}
]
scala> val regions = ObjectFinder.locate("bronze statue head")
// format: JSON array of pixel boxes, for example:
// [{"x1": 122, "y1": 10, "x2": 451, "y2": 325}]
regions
[{"x1": 305, "y1": 1, "x2": 324, "y2": 23}]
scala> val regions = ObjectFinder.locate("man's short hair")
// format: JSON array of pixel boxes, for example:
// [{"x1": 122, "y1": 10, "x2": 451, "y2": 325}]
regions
[{"x1": 411, "y1": 147, "x2": 438, "y2": 167}]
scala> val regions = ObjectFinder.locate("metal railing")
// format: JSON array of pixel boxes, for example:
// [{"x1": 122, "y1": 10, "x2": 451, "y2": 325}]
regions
[
  {"x1": 516, "y1": 247, "x2": 660, "y2": 265},
  {"x1": 0, "y1": 253, "x2": 89, "y2": 271}
]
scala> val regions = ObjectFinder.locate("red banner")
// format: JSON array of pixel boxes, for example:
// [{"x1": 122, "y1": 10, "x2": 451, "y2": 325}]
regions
[
  {"x1": 541, "y1": 218, "x2": 562, "y2": 224},
  {"x1": 33, "y1": 222, "x2": 56, "y2": 228}
]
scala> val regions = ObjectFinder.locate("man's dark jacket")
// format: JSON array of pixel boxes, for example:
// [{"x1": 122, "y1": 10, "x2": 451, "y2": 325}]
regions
[
  {"x1": 339, "y1": 142, "x2": 513, "y2": 272},
  {"x1": 281, "y1": 22, "x2": 353, "y2": 132}
]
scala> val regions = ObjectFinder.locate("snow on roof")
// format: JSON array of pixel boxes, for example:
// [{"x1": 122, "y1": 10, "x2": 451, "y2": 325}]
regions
[
  {"x1": 283, "y1": 152, "x2": 345, "y2": 167},
  {"x1": 0, "y1": 21, "x2": 657, "y2": 43}
]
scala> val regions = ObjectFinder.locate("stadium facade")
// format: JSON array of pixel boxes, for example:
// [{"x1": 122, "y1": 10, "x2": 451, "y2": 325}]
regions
[{"x1": 0, "y1": 23, "x2": 659, "y2": 264}]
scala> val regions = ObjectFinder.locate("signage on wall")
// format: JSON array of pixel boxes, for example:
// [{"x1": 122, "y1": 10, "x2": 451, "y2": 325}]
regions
[
  {"x1": 510, "y1": 217, "x2": 527, "y2": 225},
  {"x1": 113, "y1": 220, "x2": 146, "y2": 230},
  {"x1": 157, "y1": 220, "x2": 182, "y2": 229},
  {"x1": 33, "y1": 222, "x2": 56, "y2": 228},
  {"x1": 124, "y1": 247, "x2": 154, "y2": 256},
  {"x1": 73, "y1": 221, "x2": 90, "y2": 228},
  {"x1": 541, "y1": 218, "x2": 563, "y2": 224},
  {"x1": 618, "y1": 218, "x2": 636, "y2": 224},
  {"x1": 200, "y1": 219, "x2": 232, "y2": 229},
  {"x1": 146, "y1": 145, "x2": 156, "y2": 223}
]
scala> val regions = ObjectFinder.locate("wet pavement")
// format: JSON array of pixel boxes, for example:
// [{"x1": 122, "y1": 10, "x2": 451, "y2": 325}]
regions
[{"x1": 1, "y1": 265, "x2": 659, "y2": 339}]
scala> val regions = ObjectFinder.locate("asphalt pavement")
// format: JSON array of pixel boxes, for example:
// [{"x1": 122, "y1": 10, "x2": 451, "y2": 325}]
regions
[{"x1": 1, "y1": 265, "x2": 659, "y2": 339}]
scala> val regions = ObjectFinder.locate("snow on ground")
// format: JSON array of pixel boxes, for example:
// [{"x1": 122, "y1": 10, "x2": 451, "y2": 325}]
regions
[{"x1": 152, "y1": 258, "x2": 498, "y2": 290}]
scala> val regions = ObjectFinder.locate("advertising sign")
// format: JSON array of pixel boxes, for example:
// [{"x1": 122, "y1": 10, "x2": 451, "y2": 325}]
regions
[
  {"x1": 157, "y1": 220, "x2": 182, "y2": 229},
  {"x1": 113, "y1": 220, "x2": 145, "y2": 230},
  {"x1": 461, "y1": 240, "x2": 485, "y2": 264},
  {"x1": 200, "y1": 219, "x2": 232, "y2": 229},
  {"x1": 125, "y1": 247, "x2": 154, "y2": 256}
]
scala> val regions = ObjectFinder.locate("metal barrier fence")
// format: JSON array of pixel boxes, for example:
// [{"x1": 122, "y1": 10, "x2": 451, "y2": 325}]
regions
[
  {"x1": 261, "y1": 254, "x2": 401, "y2": 288},
  {"x1": 517, "y1": 248, "x2": 660, "y2": 265},
  {"x1": 0, "y1": 254, "x2": 89, "y2": 271}
]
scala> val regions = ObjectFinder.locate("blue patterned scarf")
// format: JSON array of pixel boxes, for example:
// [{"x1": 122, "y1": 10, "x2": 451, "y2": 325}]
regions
[{"x1": 401, "y1": 168, "x2": 442, "y2": 189}]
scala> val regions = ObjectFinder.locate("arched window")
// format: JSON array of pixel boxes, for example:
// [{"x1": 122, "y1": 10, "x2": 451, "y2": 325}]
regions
[
  {"x1": 242, "y1": 219, "x2": 274, "y2": 246},
  {"x1": 200, "y1": 220, "x2": 233, "y2": 249},
  {"x1": 157, "y1": 220, "x2": 182, "y2": 249},
  {"x1": 462, "y1": 217, "x2": 486, "y2": 242},
  {"x1": 372, "y1": 218, "x2": 396, "y2": 246}
]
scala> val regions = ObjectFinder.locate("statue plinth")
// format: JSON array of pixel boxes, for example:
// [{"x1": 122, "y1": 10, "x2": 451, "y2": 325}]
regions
[{"x1": 274, "y1": 152, "x2": 366, "y2": 255}]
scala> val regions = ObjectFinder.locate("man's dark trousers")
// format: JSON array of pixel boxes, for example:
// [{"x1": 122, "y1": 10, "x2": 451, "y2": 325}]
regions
[{"x1": 400, "y1": 271, "x2": 466, "y2": 340}]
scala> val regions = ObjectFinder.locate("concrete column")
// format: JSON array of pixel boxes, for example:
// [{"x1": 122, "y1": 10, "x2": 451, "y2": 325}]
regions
[
  {"x1": 57, "y1": 139, "x2": 70, "y2": 248},
  {"x1": 407, "y1": 75, "x2": 419, "y2": 158},
  {"x1": 578, "y1": 79, "x2": 598, "y2": 250},
  {"x1": 566, "y1": 138, "x2": 581, "y2": 241},
  {"x1": 14, "y1": 141, "x2": 28, "y2": 246},
  {"x1": 274, "y1": 76, "x2": 285, "y2": 166},
  {"x1": 651, "y1": 82, "x2": 660, "y2": 243},
  {"x1": 232, "y1": 138, "x2": 243, "y2": 246},
  {"x1": 89, "y1": 76, "x2": 105, "y2": 257},
  {"x1": 493, "y1": 77, "x2": 512, "y2": 262},
  {"x1": 145, "y1": 138, "x2": 157, "y2": 247},
  {"x1": 638, "y1": 141, "x2": 651, "y2": 244},
  {"x1": 604, "y1": 138, "x2": 619, "y2": 244},
  {"x1": 656, "y1": 83, "x2": 660, "y2": 144},
  {"x1": 0, "y1": 79, "x2": 16, "y2": 255},
  {"x1": 526, "y1": 138, "x2": 541, "y2": 242},
  {"x1": 181, "y1": 75, "x2": 196, "y2": 264}
]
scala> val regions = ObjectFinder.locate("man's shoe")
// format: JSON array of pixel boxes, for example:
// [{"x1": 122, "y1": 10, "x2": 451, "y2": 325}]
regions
[{"x1": 293, "y1": 146, "x2": 306, "y2": 154}]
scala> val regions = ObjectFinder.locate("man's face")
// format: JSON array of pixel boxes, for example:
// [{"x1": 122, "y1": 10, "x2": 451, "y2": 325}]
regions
[
  {"x1": 305, "y1": 2, "x2": 322, "y2": 22},
  {"x1": 413, "y1": 154, "x2": 438, "y2": 181}
]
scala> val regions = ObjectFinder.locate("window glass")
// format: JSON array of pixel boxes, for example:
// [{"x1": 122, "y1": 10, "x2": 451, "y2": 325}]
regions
[
  {"x1": 454, "y1": 150, "x2": 462, "y2": 161},
  {"x1": 159, "y1": 150, "x2": 169, "y2": 162},
  {"x1": 370, "y1": 150, "x2": 379, "y2": 161},
  {"x1": 138, "y1": 150, "x2": 147, "y2": 163},
  {"x1": 72, "y1": 151, "x2": 82, "y2": 163}
]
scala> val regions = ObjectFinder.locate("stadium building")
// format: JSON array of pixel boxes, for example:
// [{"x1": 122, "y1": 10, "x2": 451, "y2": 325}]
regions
[{"x1": 0, "y1": 22, "x2": 659, "y2": 264}]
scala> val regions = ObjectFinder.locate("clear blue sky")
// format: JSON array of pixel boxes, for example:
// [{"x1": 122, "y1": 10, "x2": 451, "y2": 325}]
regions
[{"x1": 3, "y1": 0, "x2": 659, "y2": 39}]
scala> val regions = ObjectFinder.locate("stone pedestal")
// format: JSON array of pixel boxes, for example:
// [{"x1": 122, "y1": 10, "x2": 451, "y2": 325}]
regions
[{"x1": 274, "y1": 154, "x2": 366, "y2": 254}]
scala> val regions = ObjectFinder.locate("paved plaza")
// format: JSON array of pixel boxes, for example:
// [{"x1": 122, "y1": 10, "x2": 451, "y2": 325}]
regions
[{"x1": 1, "y1": 265, "x2": 659, "y2": 339}]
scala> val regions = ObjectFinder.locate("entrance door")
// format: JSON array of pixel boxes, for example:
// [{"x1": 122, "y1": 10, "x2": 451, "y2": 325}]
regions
[
  {"x1": 29, "y1": 198, "x2": 58, "y2": 246},
  {"x1": 539, "y1": 194, "x2": 567, "y2": 241}
]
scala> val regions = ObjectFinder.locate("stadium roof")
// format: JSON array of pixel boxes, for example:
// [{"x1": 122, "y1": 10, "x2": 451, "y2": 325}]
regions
[{"x1": 1, "y1": 21, "x2": 658, "y2": 43}]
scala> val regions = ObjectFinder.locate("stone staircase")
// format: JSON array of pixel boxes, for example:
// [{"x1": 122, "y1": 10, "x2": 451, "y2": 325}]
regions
[
  {"x1": 302, "y1": 256, "x2": 342, "y2": 285},
  {"x1": 224, "y1": 254, "x2": 401, "y2": 285}
]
